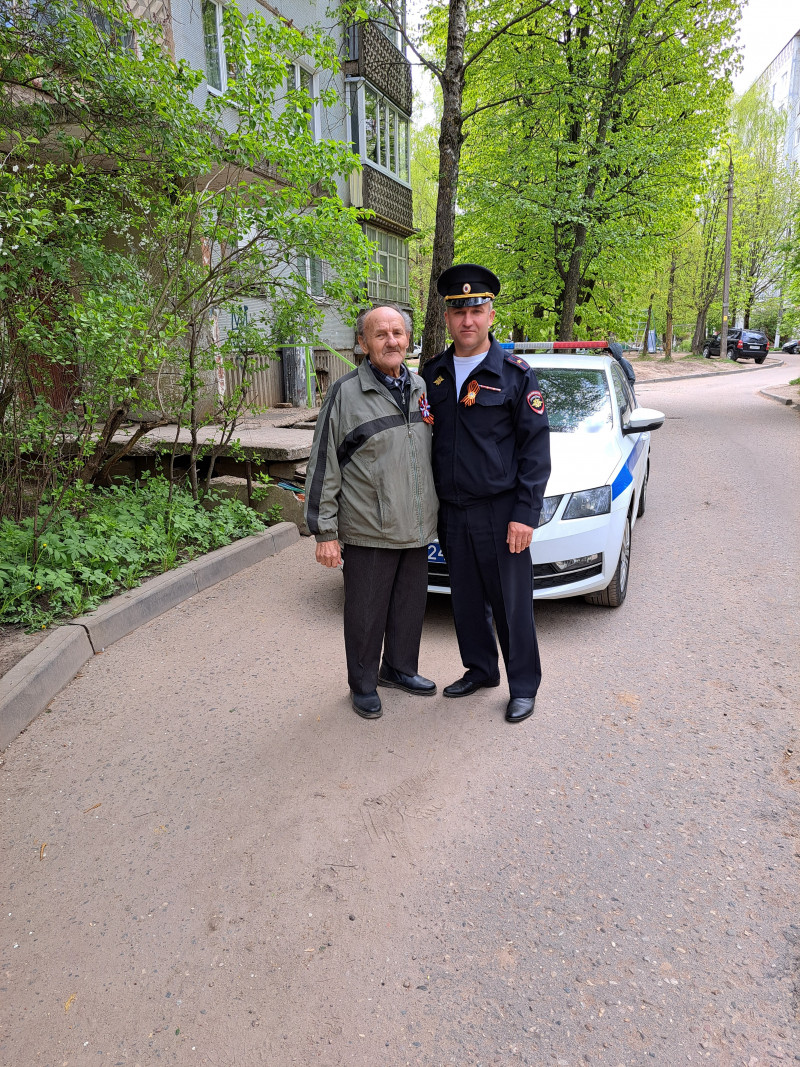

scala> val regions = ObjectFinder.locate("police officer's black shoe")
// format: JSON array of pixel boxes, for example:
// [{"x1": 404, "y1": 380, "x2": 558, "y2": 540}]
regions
[
  {"x1": 443, "y1": 674, "x2": 501, "y2": 698},
  {"x1": 351, "y1": 690, "x2": 382, "y2": 719},
  {"x1": 505, "y1": 697, "x2": 535, "y2": 723},
  {"x1": 378, "y1": 666, "x2": 437, "y2": 695}
]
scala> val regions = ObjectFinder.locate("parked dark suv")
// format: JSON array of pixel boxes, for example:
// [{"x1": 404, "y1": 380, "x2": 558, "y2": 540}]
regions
[{"x1": 702, "y1": 329, "x2": 769, "y2": 363}]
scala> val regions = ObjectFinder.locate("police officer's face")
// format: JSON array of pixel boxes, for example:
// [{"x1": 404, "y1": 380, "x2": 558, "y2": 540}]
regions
[
  {"x1": 444, "y1": 301, "x2": 496, "y2": 357},
  {"x1": 359, "y1": 308, "x2": 410, "y2": 378}
]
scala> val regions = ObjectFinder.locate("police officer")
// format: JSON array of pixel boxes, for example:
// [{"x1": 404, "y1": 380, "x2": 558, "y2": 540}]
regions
[{"x1": 421, "y1": 265, "x2": 551, "y2": 723}]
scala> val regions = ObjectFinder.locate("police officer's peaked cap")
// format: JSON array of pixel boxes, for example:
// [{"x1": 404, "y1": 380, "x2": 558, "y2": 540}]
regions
[{"x1": 437, "y1": 263, "x2": 500, "y2": 307}]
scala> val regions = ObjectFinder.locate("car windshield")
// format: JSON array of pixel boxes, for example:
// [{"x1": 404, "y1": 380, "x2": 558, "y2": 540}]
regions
[
  {"x1": 742, "y1": 331, "x2": 765, "y2": 342},
  {"x1": 535, "y1": 368, "x2": 613, "y2": 434}
]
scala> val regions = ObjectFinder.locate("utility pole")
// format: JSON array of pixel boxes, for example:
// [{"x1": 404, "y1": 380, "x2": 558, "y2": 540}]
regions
[
  {"x1": 664, "y1": 249, "x2": 677, "y2": 362},
  {"x1": 775, "y1": 224, "x2": 791, "y2": 349},
  {"x1": 719, "y1": 146, "x2": 734, "y2": 360}
]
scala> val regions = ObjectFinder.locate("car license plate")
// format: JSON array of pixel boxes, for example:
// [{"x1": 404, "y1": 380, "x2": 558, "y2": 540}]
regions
[
  {"x1": 747, "y1": 344, "x2": 758, "y2": 350},
  {"x1": 428, "y1": 541, "x2": 446, "y2": 563}
]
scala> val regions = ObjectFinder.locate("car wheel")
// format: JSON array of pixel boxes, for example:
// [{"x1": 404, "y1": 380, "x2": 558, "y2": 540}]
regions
[
  {"x1": 636, "y1": 460, "x2": 649, "y2": 518},
  {"x1": 755, "y1": 354, "x2": 766, "y2": 364},
  {"x1": 702, "y1": 345, "x2": 711, "y2": 358},
  {"x1": 728, "y1": 349, "x2": 738, "y2": 361},
  {"x1": 584, "y1": 513, "x2": 631, "y2": 608}
]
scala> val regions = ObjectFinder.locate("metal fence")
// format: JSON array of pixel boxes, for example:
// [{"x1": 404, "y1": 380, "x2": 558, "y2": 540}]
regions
[{"x1": 223, "y1": 348, "x2": 357, "y2": 410}]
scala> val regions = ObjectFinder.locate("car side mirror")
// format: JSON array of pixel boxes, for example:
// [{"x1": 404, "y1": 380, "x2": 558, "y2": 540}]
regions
[{"x1": 622, "y1": 407, "x2": 665, "y2": 435}]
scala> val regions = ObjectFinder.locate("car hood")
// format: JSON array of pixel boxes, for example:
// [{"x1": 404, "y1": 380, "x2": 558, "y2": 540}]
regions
[{"x1": 544, "y1": 431, "x2": 622, "y2": 496}]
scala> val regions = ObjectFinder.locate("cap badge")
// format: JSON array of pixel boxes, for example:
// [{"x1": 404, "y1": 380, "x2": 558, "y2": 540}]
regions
[{"x1": 462, "y1": 283, "x2": 471, "y2": 294}]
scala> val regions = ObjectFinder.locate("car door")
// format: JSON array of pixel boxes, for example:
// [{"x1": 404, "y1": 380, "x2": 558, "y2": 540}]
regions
[{"x1": 609, "y1": 364, "x2": 647, "y2": 507}]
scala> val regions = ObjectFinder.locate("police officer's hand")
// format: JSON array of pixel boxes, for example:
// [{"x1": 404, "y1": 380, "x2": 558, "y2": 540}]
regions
[
  {"x1": 506, "y1": 522, "x2": 534, "y2": 554},
  {"x1": 316, "y1": 540, "x2": 342, "y2": 568}
]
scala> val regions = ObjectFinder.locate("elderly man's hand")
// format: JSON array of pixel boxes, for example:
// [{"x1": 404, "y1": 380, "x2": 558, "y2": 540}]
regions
[
  {"x1": 316, "y1": 540, "x2": 342, "y2": 568},
  {"x1": 506, "y1": 521, "x2": 534, "y2": 554}
]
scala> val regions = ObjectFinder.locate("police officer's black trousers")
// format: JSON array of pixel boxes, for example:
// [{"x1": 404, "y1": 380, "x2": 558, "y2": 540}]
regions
[
  {"x1": 342, "y1": 544, "x2": 428, "y2": 695},
  {"x1": 439, "y1": 495, "x2": 541, "y2": 698}
]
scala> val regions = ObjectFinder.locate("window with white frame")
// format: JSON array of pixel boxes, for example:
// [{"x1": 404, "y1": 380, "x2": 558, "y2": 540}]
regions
[
  {"x1": 202, "y1": 0, "x2": 234, "y2": 93},
  {"x1": 365, "y1": 225, "x2": 408, "y2": 304},
  {"x1": 350, "y1": 82, "x2": 410, "y2": 183},
  {"x1": 298, "y1": 254, "x2": 326, "y2": 299},
  {"x1": 287, "y1": 63, "x2": 320, "y2": 141}
]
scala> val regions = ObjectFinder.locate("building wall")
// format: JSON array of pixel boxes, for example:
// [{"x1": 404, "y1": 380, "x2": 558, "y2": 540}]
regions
[
  {"x1": 167, "y1": 0, "x2": 359, "y2": 403},
  {"x1": 165, "y1": 1, "x2": 416, "y2": 406},
  {"x1": 757, "y1": 29, "x2": 800, "y2": 167}
]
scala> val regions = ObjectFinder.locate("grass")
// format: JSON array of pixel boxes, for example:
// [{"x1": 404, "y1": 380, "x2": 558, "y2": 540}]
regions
[{"x1": 0, "y1": 475, "x2": 267, "y2": 630}]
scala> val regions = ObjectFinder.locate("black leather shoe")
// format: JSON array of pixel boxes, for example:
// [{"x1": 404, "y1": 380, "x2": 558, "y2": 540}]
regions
[
  {"x1": 351, "y1": 690, "x2": 382, "y2": 719},
  {"x1": 443, "y1": 675, "x2": 501, "y2": 698},
  {"x1": 505, "y1": 697, "x2": 535, "y2": 723},
  {"x1": 378, "y1": 665, "x2": 437, "y2": 696}
]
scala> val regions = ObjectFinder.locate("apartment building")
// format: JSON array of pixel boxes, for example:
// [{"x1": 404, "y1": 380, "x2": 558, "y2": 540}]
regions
[
  {"x1": 756, "y1": 26, "x2": 800, "y2": 168},
  {"x1": 166, "y1": 0, "x2": 414, "y2": 404}
]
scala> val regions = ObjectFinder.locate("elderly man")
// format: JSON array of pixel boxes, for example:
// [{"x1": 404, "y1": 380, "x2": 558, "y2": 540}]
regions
[
  {"x1": 421, "y1": 264, "x2": 551, "y2": 724},
  {"x1": 304, "y1": 303, "x2": 439, "y2": 719}
]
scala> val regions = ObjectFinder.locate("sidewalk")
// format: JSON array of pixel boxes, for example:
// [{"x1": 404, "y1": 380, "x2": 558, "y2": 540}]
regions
[
  {"x1": 626, "y1": 351, "x2": 784, "y2": 383},
  {"x1": 0, "y1": 523, "x2": 300, "y2": 751}
]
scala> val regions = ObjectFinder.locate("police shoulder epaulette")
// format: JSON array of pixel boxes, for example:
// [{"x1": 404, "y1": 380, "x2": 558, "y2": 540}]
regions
[{"x1": 504, "y1": 354, "x2": 530, "y2": 371}]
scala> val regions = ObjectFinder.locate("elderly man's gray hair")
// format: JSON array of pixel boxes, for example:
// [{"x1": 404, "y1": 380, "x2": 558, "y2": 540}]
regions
[{"x1": 356, "y1": 302, "x2": 412, "y2": 340}]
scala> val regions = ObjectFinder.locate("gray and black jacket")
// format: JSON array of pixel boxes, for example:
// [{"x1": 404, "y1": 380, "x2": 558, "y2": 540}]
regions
[{"x1": 304, "y1": 359, "x2": 438, "y2": 549}]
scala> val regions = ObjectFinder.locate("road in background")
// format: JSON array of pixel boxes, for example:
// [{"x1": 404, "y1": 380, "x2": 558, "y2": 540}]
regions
[{"x1": 2, "y1": 357, "x2": 798, "y2": 1066}]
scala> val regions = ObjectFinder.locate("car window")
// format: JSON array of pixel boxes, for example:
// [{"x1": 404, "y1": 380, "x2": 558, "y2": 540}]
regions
[
  {"x1": 534, "y1": 368, "x2": 613, "y2": 433},
  {"x1": 610, "y1": 365, "x2": 632, "y2": 422},
  {"x1": 742, "y1": 330, "x2": 766, "y2": 343}
]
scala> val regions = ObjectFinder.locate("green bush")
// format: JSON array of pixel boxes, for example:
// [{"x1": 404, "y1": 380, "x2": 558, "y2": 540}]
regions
[{"x1": 0, "y1": 475, "x2": 266, "y2": 629}]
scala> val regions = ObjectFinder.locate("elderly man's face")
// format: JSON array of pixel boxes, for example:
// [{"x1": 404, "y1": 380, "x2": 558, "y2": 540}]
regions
[{"x1": 359, "y1": 307, "x2": 410, "y2": 378}]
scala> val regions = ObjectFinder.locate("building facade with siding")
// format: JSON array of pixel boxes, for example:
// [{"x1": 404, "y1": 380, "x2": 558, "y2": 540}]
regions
[
  {"x1": 162, "y1": 0, "x2": 414, "y2": 406},
  {"x1": 756, "y1": 27, "x2": 800, "y2": 169}
]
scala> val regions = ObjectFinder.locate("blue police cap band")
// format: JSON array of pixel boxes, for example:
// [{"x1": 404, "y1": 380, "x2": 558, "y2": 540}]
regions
[{"x1": 444, "y1": 293, "x2": 494, "y2": 307}]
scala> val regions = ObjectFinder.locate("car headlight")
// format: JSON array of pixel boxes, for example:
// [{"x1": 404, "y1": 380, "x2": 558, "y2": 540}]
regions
[
  {"x1": 563, "y1": 486, "x2": 611, "y2": 520},
  {"x1": 537, "y1": 495, "x2": 563, "y2": 527}
]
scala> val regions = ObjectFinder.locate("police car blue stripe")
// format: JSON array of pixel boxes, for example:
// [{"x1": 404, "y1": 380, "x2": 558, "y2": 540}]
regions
[
  {"x1": 611, "y1": 464, "x2": 633, "y2": 499},
  {"x1": 610, "y1": 434, "x2": 646, "y2": 500}
]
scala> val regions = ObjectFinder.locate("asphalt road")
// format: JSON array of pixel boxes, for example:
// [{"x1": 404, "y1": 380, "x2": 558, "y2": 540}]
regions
[{"x1": 2, "y1": 357, "x2": 799, "y2": 1067}]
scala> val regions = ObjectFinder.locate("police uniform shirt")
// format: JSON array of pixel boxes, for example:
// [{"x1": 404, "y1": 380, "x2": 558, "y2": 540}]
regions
[{"x1": 421, "y1": 333, "x2": 551, "y2": 527}]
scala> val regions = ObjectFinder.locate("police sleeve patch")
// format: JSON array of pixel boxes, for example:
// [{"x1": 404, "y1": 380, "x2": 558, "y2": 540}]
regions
[{"x1": 527, "y1": 390, "x2": 545, "y2": 414}]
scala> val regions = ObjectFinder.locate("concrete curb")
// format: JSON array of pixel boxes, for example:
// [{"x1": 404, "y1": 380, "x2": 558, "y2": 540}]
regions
[
  {"x1": 759, "y1": 388, "x2": 794, "y2": 406},
  {"x1": 0, "y1": 522, "x2": 300, "y2": 751},
  {"x1": 637, "y1": 358, "x2": 784, "y2": 386},
  {"x1": 0, "y1": 627, "x2": 94, "y2": 751}
]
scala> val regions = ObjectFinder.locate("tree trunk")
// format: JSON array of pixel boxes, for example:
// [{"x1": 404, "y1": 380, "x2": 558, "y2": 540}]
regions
[
  {"x1": 664, "y1": 250, "x2": 677, "y2": 361},
  {"x1": 281, "y1": 341, "x2": 307, "y2": 406},
  {"x1": 79, "y1": 401, "x2": 131, "y2": 484},
  {"x1": 420, "y1": 0, "x2": 467, "y2": 369},
  {"x1": 557, "y1": 224, "x2": 587, "y2": 341},
  {"x1": 691, "y1": 309, "x2": 708, "y2": 355}
]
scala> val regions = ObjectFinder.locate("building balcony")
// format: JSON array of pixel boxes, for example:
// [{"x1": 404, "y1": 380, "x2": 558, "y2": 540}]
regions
[
  {"x1": 345, "y1": 21, "x2": 412, "y2": 116},
  {"x1": 349, "y1": 166, "x2": 414, "y2": 237}
]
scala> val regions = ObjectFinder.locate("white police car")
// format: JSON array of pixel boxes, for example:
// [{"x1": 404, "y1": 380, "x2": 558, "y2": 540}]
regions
[{"x1": 427, "y1": 345, "x2": 665, "y2": 607}]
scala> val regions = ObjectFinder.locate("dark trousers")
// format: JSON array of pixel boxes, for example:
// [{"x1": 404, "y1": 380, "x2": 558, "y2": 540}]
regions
[
  {"x1": 342, "y1": 544, "x2": 428, "y2": 695},
  {"x1": 438, "y1": 495, "x2": 541, "y2": 698}
]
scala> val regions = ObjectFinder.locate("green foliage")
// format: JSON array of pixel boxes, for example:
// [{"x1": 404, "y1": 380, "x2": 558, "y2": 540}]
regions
[
  {"x1": 408, "y1": 118, "x2": 439, "y2": 325},
  {"x1": 444, "y1": 0, "x2": 742, "y2": 339},
  {"x1": 0, "y1": 476, "x2": 266, "y2": 629},
  {"x1": 0, "y1": 0, "x2": 371, "y2": 513}
]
